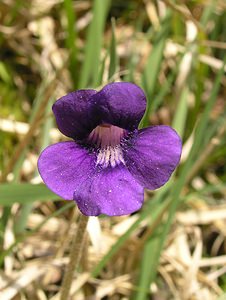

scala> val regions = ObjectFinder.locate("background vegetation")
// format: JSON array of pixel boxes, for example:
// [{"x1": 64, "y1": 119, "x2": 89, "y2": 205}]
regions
[{"x1": 0, "y1": 0, "x2": 225, "y2": 299}]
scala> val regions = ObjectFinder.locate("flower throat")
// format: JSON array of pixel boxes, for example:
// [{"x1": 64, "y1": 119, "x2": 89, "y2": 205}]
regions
[{"x1": 88, "y1": 124, "x2": 126, "y2": 168}]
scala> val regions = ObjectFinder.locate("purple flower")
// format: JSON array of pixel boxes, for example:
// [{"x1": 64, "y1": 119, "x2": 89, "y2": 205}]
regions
[{"x1": 38, "y1": 82, "x2": 182, "y2": 216}]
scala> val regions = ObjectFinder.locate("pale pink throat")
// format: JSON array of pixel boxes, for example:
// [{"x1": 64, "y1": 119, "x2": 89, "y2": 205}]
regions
[{"x1": 88, "y1": 124, "x2": 126, "y2": 168}]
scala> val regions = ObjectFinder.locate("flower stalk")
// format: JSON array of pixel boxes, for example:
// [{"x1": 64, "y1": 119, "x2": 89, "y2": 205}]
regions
[{"x1": 60, "y1": 213, "x2": 88, "y2": 300}]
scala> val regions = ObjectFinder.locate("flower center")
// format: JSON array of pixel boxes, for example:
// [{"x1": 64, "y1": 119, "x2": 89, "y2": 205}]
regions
[{"x1": 88, "y1": 124, "x2": 126, "y2": 168}]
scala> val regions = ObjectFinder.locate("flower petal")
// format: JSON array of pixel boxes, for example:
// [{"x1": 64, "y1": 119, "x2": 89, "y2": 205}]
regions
[
  {"x1": 52, "y1": 89, "x2": 99, "y2": 140},
  {"x1": 74, "y1": 165, "x2": 144, "y2": 216},
  {"x1": 124, "y1": 126, "x2": 182, "y2": 189},
  {"x1": 93, "y1": 82, "x2": 146, "y2": 130},
  {"x1": 37, "y1": 141, "x2": 96, "y2": 200}
]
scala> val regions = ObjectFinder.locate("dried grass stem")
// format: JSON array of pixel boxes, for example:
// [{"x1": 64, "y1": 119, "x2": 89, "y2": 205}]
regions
[{"x1": 60, "y1": 213, "x2": 88, "y2": 300}]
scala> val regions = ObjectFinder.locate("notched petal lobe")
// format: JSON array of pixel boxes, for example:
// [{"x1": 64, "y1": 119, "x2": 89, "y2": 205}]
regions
[
  {"x1": 92, "y1": 82, "x2": 146, "y2": 131},
  {"x1": 53, "y1": 89, "x2": 99, "y2": 140},
  {"x1": 123, "y1": 126, "x2": 182, "y2": 190},
  {"x1": 37, "y1": 141, "x2": 96, "y2": 200},
  {"x1": 74, "y1": 165, "x2": 144, "y2": 216}
]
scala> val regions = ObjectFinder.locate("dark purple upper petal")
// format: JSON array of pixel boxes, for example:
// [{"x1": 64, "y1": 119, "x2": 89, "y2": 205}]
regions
[
  {"x1": 123, "y1": 126, "x2": 182, "y2": 190},
  {"x1": 52, "y1": 83, "x2": 147, "y2": 140},
  {"x1": 53, "y1": 89, "x2": 99, "y2": 140},
  {"x1": 37, "y1": 141, "x2": 96, "y2": 200},
  {"x1": 74, "y1": 165, "x2": 144, "y2": 216},
  {"x1": 92, "y1": 82, "x2": 146, "y2": 130}
]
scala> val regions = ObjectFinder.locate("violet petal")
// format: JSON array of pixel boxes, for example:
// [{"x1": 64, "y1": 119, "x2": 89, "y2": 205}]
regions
[
  {"x1": 93, "y1": 82, "x2": 146, "y2": 130},
  {"x1": 37, "y1": 141, "x2": 96, "y2": 200},
  {"x1": 124, "y1": 126, "x2": 182, "y2": 190},
  {"x1": 74, "y1": 165, "x2": 144, "y2": 216},
  {"x1": 53, "y1": 89, "x2": 99, "y2": 140}
]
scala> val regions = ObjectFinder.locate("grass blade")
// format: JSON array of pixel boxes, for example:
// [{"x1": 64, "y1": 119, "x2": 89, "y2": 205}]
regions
[
  {"x1": 141, "y1": 13, "x2": 170, "y2": 127},
  {"x1": 108, "y1": 18, "x2": 118, "y2": 80},
  {"x1": 0, "y1": 184, "x2": 60, "y2": 205},
  {"x1": 135, "y1": 59, "x2": 226, "y2": 299},
  {"x1": 78, "y1": 0, "x2": 111, "y2": 88},
  {"x1": 63, "y1": 0, "x2": 77, "y2": 87}
]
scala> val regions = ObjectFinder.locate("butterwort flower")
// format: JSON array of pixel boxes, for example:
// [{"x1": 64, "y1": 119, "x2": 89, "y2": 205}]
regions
[{"x1": 38, "y1": 82, "x2": 182, "y2": 216}]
